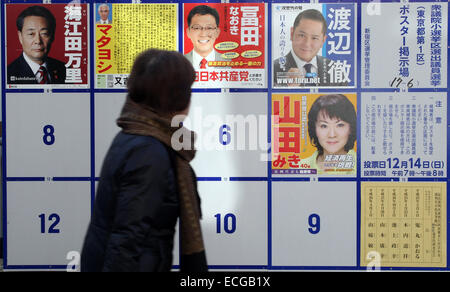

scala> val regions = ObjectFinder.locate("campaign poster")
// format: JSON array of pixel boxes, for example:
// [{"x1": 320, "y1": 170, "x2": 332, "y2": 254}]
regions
[
  {"x1": 272, "y1": 3, "x2": 356, "y2": 88},
  {"x1": 272, "y1": 93, "x2": 357, "y2": 177},
  {"x1": 183, "y1": 3, "x2": 265, "y2": 88},
  {"x1": 95, "y1": 3, "x2": 177, "y2": 89},
  {"x1": 6, "y1": 4, "x2": 89, "y2": 88},
  {"x1": 362, "y1": 3, "x2": 447, "y2": 89},
  {"x1": 361, "y1": 92, "x2": 447, "y2": 178}
]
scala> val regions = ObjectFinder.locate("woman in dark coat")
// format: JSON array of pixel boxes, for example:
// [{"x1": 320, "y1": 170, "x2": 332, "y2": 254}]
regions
[{"x1": 80, "y1": 49, "x2": 207, "y2": 272}]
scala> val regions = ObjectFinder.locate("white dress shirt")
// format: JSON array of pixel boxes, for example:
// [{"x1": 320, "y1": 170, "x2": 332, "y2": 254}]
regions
[
  {"x1": 22, "y1": 52, "x2": 49, "y2": 82},
  {"x1": 291, "y1": 49, "x2": 319, "y2": 77},
  {"x1": 192, "y1": 50, "x2": 216, "y2": 70}
]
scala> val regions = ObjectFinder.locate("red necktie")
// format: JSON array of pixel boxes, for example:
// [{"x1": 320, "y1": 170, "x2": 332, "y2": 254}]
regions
[
  {"x1": 200, "y1": 58, "x2": 207, "y2": 69},
  {"x1": 37, "y1": 66, "x2": 48, "y2": 84}
]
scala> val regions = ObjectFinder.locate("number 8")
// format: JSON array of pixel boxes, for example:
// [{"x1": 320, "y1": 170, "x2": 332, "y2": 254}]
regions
[{"x1": 43, "y1": 125, "x2": 55, "y2": 145}]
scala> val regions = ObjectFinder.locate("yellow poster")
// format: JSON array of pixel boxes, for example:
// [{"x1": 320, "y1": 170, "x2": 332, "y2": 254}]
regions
[
  {"x1": 361, "y1": 182, "x2": 446, "y2": 268},
  {"x1": 95, "y1": 3, "x2": 177, "y2": 88}
]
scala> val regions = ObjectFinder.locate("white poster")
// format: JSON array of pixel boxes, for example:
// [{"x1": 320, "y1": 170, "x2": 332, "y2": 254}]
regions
[{"x1": 361, "y1": 92, "x2": 447, "y2": 178}]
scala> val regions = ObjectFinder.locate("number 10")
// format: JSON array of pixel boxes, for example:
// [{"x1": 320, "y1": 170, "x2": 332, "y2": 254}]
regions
[{"x1": 215, "y1": 213, "x2": 236, "y2": 234}]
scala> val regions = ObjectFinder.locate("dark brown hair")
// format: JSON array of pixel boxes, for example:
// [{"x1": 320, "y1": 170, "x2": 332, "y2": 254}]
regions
[
  {"x1": 187, "y1": 5, "x2": 220, "y2": 27},
  {"x1": 16, "y1": 5, "x2": 56, "y2": 40},
  {"x1": 307, "y1": 94, "x2": 357, "y2": 156},
  {"x1": 127, "y1": 49, "x2": 195, "y2": 114},
  {"x1": 293, "y1": 9, "x2": 327, "y2": 36}
]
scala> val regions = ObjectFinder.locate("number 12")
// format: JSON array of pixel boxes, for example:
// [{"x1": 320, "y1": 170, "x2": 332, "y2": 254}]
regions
[{"x1": 38, "y1": 213, "x2": 60, "y2": 234}]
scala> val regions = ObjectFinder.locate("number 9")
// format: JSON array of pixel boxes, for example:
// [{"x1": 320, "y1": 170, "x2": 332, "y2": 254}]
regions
[{"x1": 308, "y1": 213, "x2": 320, "y2": 234}]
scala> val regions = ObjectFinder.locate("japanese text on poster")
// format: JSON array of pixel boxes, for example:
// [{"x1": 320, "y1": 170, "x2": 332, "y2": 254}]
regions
[
  {"x1": 361, "y1": 182, "x2": 446, "y2": 268},
  {"x1": 6, "y1": 4, "x2": 89, "y2": 88},
  {"x1": 362, "y1": 3, "x2": 447, "y2": 88},
  {"x1": 183, "y1": 3, "x2": 265, "y2": 88},
  {"x1": 361, "y1": 93, "x2": 446, "y2": 178},
  {"x1": 95, "y1": 4, "x2": 177, "y2": 89},
  {"x1": 272, "y1": 93, "x2": 357, "y2": 176}
]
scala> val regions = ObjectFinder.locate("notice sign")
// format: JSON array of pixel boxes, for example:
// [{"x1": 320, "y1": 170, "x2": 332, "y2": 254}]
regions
[{"x1": 361, "y1": 182, "x2": 446, "y2": 268}]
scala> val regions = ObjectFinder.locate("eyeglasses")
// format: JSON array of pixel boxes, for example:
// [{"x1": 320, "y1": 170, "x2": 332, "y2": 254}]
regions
[{"x1": 189, "y1": 25, "x2": 217, "y2": 33}]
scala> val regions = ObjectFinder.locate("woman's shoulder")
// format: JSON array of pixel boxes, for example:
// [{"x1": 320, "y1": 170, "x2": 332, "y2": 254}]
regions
[{"x1": 112, "y1": 132, "x2": 173, "y2": 169}]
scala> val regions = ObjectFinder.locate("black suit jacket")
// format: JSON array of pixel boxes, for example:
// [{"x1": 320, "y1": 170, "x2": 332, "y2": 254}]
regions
[
  {"x1": 7, "y1": 54, "x2": 66, "y2": 84},
  {"x1": 273, "y1": 51, "x2": 347, "y2": 87}
]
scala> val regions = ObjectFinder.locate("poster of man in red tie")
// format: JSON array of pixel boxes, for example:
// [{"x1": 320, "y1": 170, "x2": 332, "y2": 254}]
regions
[
  {"x1": 5, "y1": 4, "x2": 89, "y2": 88},
  {"x1": 183, "y1": 3, "x2": 266, "y2": 88}
]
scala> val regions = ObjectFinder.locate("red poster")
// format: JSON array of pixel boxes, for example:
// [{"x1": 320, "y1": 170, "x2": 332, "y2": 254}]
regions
[
  {"x1": 6, "y1": 4, "x2": 89, "y2": 87},
  {"x1": 183, "y1": 3, "x2": 265, "y2": 88}
]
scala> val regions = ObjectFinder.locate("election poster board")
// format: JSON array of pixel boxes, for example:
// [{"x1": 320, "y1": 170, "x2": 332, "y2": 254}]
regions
[
  {"x1": 0, "y1": 0, "x2": 449, "y2": 272},
  {"x1": 362, "y1": 2, "x2": 447, "y2": 89},
  {"x1": 272, "y1": 93, "x2": 357, "y2": 177},
  {"x1": 5, "y1": 3, "x2": 89, "y2": 88},
  {"x1": 183, "y1": 3, "x2": 266, "y2": 88},
  {"x1": 95, "y1": 3, "x2": 178, "y2": 89},
  {"x1": 272, "y1": 3, "x2": 356, "y2": 88}
]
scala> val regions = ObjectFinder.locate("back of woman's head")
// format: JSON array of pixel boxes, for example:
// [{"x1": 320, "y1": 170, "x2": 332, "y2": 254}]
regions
[{"x1": 127, "y1": 49, "x2": 195, "y2": 114}]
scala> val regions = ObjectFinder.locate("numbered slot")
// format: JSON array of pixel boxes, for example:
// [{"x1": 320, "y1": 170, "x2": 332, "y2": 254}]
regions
[
  {"x1": 198, "y1": 181, "x2": 267, "y2": 266},
  {"x1": 5, "y1": 181, "x2": 91, "y2": 267},
  {"x1": 6, "y1": 93, "x2": 90, "y2": 177},
  {"x1": 94, "y1": 93, "x2": 127, "y2": 176},
  {"x1": 186, "y1": 92, "x2": 268, "y2": 178},
  {"x1": 272, "y1": 181, "x2": 357, "y2": 267}
]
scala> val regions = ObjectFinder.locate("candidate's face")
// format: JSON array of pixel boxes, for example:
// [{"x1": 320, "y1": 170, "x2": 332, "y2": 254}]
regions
[
  {"x1": 99, "y1": 6, "x2": 109, "y2": 21},
  {"x1": 291, "y1": 18, "x2": 327, "y2": 63},
  {"x1": 315, "y1": 110, "x2": 350, "y2": 156},
  {"x1": 187, "y1": 13, "x2": 220, "y2": 58},
  {"x1": 18, "y1": 16, "x2": 53, "y2": 65}
]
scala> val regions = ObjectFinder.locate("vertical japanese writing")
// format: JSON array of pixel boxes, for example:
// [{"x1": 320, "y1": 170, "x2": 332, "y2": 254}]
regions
[
  {"x1": 278, "y1": 14, "x2": 287, "y2": 71},
  {"x1": 327, "y1": 7, "x2": 352, "y2": 84},
  {"x1": 229, "y1": 6, "x2": 239, "y2": 36},
  {"x1": 64, "y1": 4, "x2": 83, "y2": 83},
  {"x1": 241, "y1": 6, "x2": 259, "y2": 46},
  {"x1": 430, "y1": 5, "x2": 442, "y2": 86},
  {"x1": 399, "y1": 4, "x2": 410, "y2": 78},
  {"x1": 416, "y1": 6, "x2": 425, "y2": 66},
  {"x1": 96, "y1": 25, "x2": 113, "y2": 74},
  {"x1": 364, "y1": 28, "x2": 371, "y2": 86}
]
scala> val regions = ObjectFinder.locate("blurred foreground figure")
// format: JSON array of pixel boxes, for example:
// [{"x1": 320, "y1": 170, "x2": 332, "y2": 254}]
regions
[{"x1": 81, "y1": 49, "x2": 207, "y2": 272}]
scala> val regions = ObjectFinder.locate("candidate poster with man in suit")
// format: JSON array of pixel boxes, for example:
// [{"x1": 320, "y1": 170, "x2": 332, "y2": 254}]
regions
[
  {"x1": 272, "y1": 3, "x2": 356, "y2": 88},
  {"x1": 6, "y1": 4, "x2": 89, "y2": 88},
  {"x1": 183, "y1": 3, "x2": 266, "y2": 89}
]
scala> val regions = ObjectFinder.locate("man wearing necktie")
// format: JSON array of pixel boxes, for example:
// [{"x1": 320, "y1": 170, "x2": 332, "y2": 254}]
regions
[
  {"x1": 184, "y1": 5, "x2": 227, "y2": 70},
  {"x1": 96, "y1": 4, "x2": 111, "y2": 25},
  {"x1": 7, "y1": 5, "x2": 66, "y2": 85},
  {"x1": 273, "y1": 9, "x2": 345, "y2": 87}
]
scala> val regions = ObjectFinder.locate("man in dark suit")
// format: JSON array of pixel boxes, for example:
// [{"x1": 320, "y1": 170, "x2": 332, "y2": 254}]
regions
[
  {"x1": 7, "y1": 5, "x2": 66, "y2": 84},
  {"x1": 273, "y1": 9, "x2": 345, "y2": 87}
]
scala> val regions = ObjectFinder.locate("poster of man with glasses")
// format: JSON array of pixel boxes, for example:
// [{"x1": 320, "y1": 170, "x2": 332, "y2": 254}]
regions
[{"x1": 184, "y1": 3, "x2": 266, "y2": 88}]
